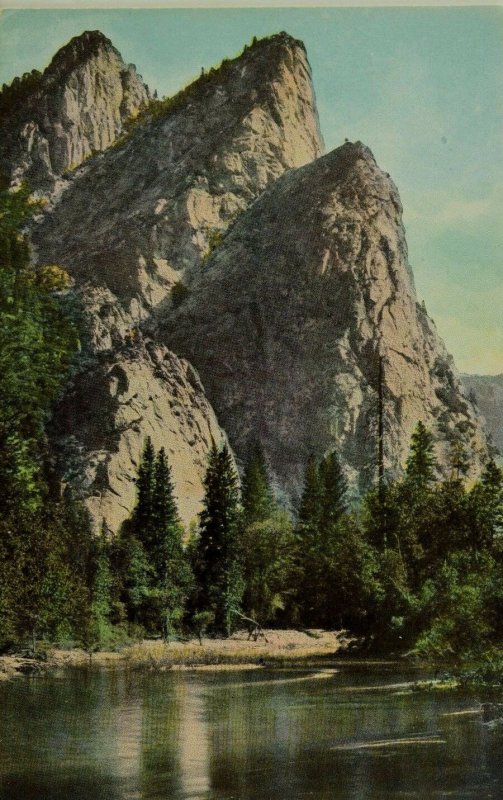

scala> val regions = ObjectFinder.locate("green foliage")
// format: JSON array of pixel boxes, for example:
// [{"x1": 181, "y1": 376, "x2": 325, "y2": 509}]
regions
[
  {"x1": 192, "y1": 441, "x2": 243, "y2": 635},
  {"x1": 241, "y1": 511, "x2": 295, "y2": 625},
  {"x1": 201, "y1": 227, "x2": 225, "y2": 267},
  {"x1": 294, "y1": 451, "x2": 351, "y2": 627},
  {"x1": 0, "y1": 181, "x2": 78, "y2": 512},
  {"x1": 241, "y1": 441, "x2": 274, "y2": 525},
  {"x1": 0, "y1": 493, "x2": 101, "y2": 651},
  {"x1": 134, "y1": 436, "x2": 156, "y2": 541},
  {"x1": 357, "y1": 424, "x2": 503, "y2": 657},
  {"x1": 405, "y1": 421, "x2": 438, "y2": 488},
  {"x1": 117, "y1": 440, "x2": 192, "y2": 639}
]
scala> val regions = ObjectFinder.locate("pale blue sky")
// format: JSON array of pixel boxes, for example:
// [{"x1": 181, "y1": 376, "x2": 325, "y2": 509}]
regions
[{"x1": 1, "y1": 7, "x2": 502, "y2": 374}]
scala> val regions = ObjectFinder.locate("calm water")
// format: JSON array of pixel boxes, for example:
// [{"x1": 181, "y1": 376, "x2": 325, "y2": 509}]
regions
[{"x1": 0, "y1": 661, "x2": 502, "y2": 800}]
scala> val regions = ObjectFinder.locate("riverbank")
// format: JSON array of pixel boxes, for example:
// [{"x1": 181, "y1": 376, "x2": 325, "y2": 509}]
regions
[{"x1": 0, "y1": 628, "x2": 351, "y2": 680}]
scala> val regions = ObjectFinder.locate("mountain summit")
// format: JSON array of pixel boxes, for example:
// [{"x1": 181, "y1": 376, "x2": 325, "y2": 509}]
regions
[
  {"x1": 0, "y1": 29, "x2": 150, "y2": 189},
  {"x1": 32, "y1": 32, "x2": 323, "y2": 306}
]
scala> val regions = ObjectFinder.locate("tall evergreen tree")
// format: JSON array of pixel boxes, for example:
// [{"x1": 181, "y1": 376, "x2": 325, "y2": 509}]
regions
[
  {"x1": 448, "y1": 439, "x2": 470, "y2": 481},
  {"x1": 405, "y1": 422, "x2": 437, "y2": 488},
  {"x1": 319, "y1": 450, "x2": 347, "y2": 528},
  {"x1": 135, "y1": 436, "x2": 156, "y2": 537},
  {"x1": 0, "y1": 179, "x2": 77, "y2": 513},
  {"x1": 241, "y1": 441, "x2": 274, "y2": 524},
  {"x1": 193, "y1": 442, "x2": 242, "y2": 635},
  {"x1": 298, "y1": 456, "x2": 323, "y2": 532},
  {"x1": 295, "y1": 453, "x2": 349, "y2": 627},
  {"x1": 150, "y1": 447, "x2": 192, "y2": 638}
]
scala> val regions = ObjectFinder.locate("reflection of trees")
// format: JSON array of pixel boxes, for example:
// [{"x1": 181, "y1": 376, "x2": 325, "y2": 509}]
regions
[
  {"x1": 139, "y1": 673, "x2": 184, "y2": 798},
  {"x1": 204, "y1": 675, "x2": 326, "y2": 798}
]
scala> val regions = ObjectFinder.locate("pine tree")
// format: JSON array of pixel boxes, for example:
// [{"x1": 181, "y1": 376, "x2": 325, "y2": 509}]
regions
[
  {"x1": 319, "y1": 450, "x2": 347, "y2": 528},
  {"x1": 0, "y1": 180, "x2": 77, "y2": 514},
  {"x1": 468, "y1": 458, "x2": 503, "y2": 549},
  {"x1": 405, "y1": 422, "x2": 437, "y2": 488},
  {"x1": 150, "y1": 447, "x2": 191, "y2": 639},
  {"x1": 294, "y1": 456, "x2": 324, "y2": 625},
  {"x1": 448, "y1": 439, "x2": 470, "y2": 482},
  {"x1": 298, "y1": 456, "x2": 323, "y2": 532},
  {"x1": 241, "y1": 441, "x2": 274, "y2": 524},
  {"x1": 134, "y1": 436, "x2": 156, "y2": 545},
  {"x1": 240, "y1": 440, "x2": 295, "y2": 625},
  {"x1": 193, "y1": 442, "x2": 242, "y2": 635},
  {"x1": 151, "y1": 448, "x2": 180, "y2": 577}
]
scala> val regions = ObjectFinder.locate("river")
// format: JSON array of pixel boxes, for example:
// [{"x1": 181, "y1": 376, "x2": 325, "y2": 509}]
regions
[{"x1": 0, "y1": 660, "x2": 501, "y2": 799}]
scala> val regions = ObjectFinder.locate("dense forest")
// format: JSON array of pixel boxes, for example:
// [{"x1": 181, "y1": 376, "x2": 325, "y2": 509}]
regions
[{"x1": 1, "y1": 181, "x2": 502, "y2": 665}]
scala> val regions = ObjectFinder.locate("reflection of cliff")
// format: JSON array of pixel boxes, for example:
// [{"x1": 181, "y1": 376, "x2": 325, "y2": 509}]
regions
[{"x1": 178, "y1": 679, "x2": 211, "y2": 797}]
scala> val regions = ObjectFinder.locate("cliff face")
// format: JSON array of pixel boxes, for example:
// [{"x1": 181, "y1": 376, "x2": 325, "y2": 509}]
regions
[
  {"x1": 462, "y1": 374, "x2": 503, "y2": 456},
  {"x1": 25, "y1": 31, "x2": 323, "y2": 531},
  {"x1": 31, "y1": 32, "x2": 323, "y2": 306},
  {"x1": 0, "y1": 31, "x2": 150, "y2": 191},
  {"x1": 163, "y1": 142, "x2": 489, "y2": 499},
  {"x1": 50, "y1": 338, "x2": 229, "y2": 533}
]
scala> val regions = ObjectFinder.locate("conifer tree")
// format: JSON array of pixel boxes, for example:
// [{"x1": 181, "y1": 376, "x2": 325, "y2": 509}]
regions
[
  {"x1": 135, "y1": 436, "x2": 156, "y2": 544},
  {"x1": 241, "y1": 441, "x2": 274, "y2": 524},
  {"x1": 151, "y1": 447, "x2": 180, "y2": 576},
  {"x1": 448, "y1": 439, "x2": 470, "y2": 481},
  {"x1": 193, "y1": 442, "x2": 242, "y2": 635},
  {"x1": 298, "y1": 456, "x2": 323, "y2": 532},
  {"x1": 294, "y1": 455, "x2": 329, "y2": 625},
  {"x1": 150, "y1": 447, "x2": 192, "y2": 638},
  {"x1": 468, "y1": 457, "x2": 503, "y2": 549},
  {"x1": 240, "y1": 440, "x2": 295, "y2": 625},
  {"x1": 405, "y1": 422, "x2": 437, "y2": 488},
  {"x1": 319, "y1": 451, "x2": 347, "y2": 528}
]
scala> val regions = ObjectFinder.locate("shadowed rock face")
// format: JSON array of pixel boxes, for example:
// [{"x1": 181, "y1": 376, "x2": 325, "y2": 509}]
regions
[
  {"x1": 462, "y1": 374, "x2": 503, "y2": 456},
  {"x1": 51, "y1": 339, "x2": 228, "y2": 533},
  {"x1": 0, "y1": 30, "x2": 150, "y2": 191},
  {"x1": 31, "y1": 32, "x2": 323, "y2": 308},
  {"x1": 162, "y1": 142, "x2": 489, "y2": 500}
]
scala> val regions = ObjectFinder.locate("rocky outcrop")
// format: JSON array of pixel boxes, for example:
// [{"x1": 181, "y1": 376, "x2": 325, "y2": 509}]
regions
[
  {"x1": 25, "y1": 31, "x2": 323, "y2": 530},
  {"x1": 162, "y1": 142, "x2": 490, "y2": 500},
  {"x1": 50, "y1": 338, "x2": 228, "y2": 533},
  {"x1": 462, "y1": 374, "x2": 503, "y2": 456},
  {"x1": 0, "y1": 30, "x2": 150, "y2": 191},
  {"x1": 31, "y1": 32, "x2": 323, "y2": 306}
]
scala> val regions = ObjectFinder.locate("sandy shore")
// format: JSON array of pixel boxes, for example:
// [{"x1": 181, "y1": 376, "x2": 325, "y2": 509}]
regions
[{"x1": 0, "y1": 629, "x2": 350, "y2": 680}]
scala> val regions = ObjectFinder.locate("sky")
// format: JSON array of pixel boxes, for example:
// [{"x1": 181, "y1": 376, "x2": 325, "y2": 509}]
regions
[{"x1": 0, "y1": 6, "x2": 502, "y2": 375}]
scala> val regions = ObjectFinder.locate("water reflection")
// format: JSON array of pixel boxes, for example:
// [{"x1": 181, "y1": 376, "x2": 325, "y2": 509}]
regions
[{"x1": 0, "y1": 663, "x2": 502, "y2": 800}]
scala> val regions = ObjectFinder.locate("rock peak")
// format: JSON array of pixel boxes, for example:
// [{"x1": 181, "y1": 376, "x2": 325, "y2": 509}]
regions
[
  {"x1": 0, "y1": 29, "x2": 149, "y2": 189},
  {"x1": 34, "y1": 28, "x2": 323, "y2": 297},
  {"x1": 46, "y1": 30, "x2": 117, "y2": 77},
  {"x1": 163, "y1": 142, "x2": 489, "y2": 498}
]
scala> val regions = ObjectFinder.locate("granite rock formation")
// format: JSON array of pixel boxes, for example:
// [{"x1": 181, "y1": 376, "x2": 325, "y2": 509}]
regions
[
  {"x1": 51, "y1": 338, "x2": 229, "y2": 532},
  {"x1": 31, "y1": 32, "x2": 323, "y2": 306},
  {"x1": 462, "y1": 374, "x2": 503, "y2": 456},
  {"x1": 0, "y1": 31, "x2": 150, "y2": 192},
  {"x1": 163, "y1": 142, "x2": 489, "y2": 499}
]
